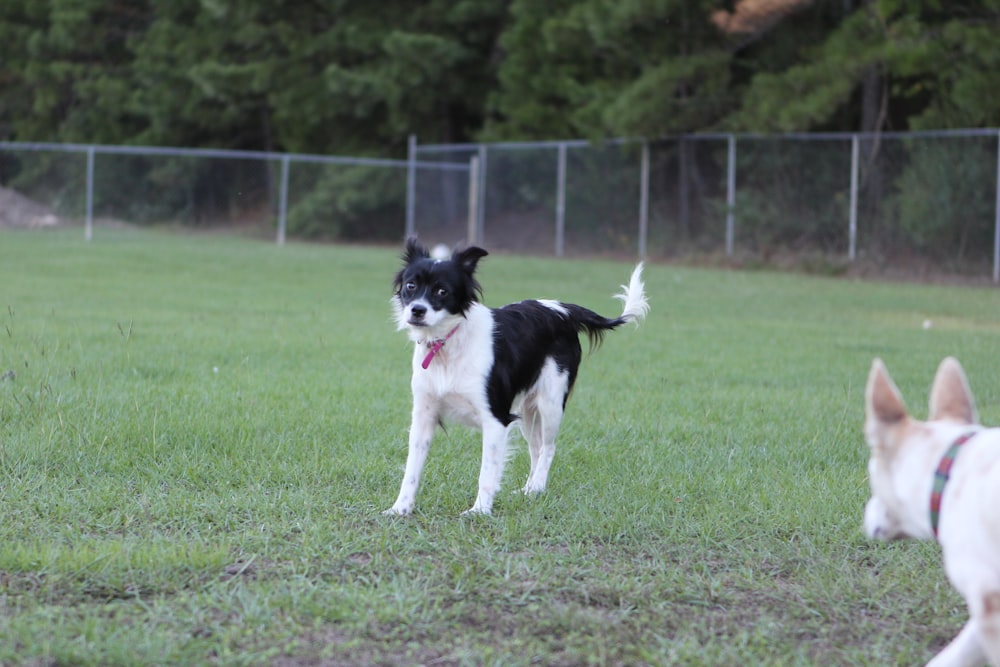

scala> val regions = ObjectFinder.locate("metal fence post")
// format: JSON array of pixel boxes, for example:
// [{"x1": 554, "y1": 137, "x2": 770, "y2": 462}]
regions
[
  {"x1": 85, "y1": 145, "x2": 95, "y2": 242},
  {"x1": 639, "y1": 140, "x2": 649, "y2": 259},
  {"x1": 467, "y1": 156, "x2": 480, "y2": 245},
  {"x1": 849, "y1": 134, "x2": 859, "y2": 262},
  {"x1": 406, "y1": 134, "x2": 417, "y2": 239},
  {"x1": 555, "y1": 142, "x2": 567, "y2": 257},
  {"x1": 678, "y1": 137, "x2": 690, "y2": 240},
  {"x1": 994, "y1": 130, "x2": 1000, "y2": 284},
  {"x1": 276, "y1": 155, "x2": 289, "y2": 245},
  {"x1": 726, "y1": 134, "x2": 736, "y2": 256},
  {"x1": 477, "y1": 144, "x2": 488, "y2": 245}
]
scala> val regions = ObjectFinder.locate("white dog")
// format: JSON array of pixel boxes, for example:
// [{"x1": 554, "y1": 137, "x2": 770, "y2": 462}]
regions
[
  {"x1": 385, "y1": 238, "x2": 648, "y2": 516},
  {"x1": 864, "y1": 357, "x2": 1000, "y2": 666}
]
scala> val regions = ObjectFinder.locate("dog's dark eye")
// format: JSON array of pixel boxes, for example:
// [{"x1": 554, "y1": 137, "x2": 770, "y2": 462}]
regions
[
  {"x1": 404, "y1": 281, "x2": 417, "y2": 293},
  {"x1": 435, "y1": 287, "x2": 448, "y2": 298}
]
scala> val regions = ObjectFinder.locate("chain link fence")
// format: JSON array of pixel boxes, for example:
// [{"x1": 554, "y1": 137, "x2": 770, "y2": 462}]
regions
[
  {"x1": 0, "y1": 142, "x2": 468, "y2": 244},
  {"x1": 414, "y1": 129, "x2": 1000, "y2": 281},
  {"x1": 2, "y1": 129, "x2": 999, "y2": 281}
]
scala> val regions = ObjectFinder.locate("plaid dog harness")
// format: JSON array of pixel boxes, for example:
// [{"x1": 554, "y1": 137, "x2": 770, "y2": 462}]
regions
[{"x1": 929, "y1": 431, "x2": 979, "y2": 539}]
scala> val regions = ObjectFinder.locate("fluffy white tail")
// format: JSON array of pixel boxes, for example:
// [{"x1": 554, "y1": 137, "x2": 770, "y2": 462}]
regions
[{"x1": 615, "y1": 262, "x2": 649, "y2": 326}]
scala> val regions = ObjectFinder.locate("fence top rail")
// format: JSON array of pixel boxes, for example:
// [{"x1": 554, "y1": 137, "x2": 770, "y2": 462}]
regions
[
  {"x1": 0, "y1": 141, "x2": 470, "y2": 171},
  {"x1": 416, "y1": 137, "x2": 636, "y2": 153},
  {"x1": 711, "y1": 128, "x2": 1000, "y2": 141},
  {"x1": 417, "y1": 127, "x2": 1000, "y2": 153}
]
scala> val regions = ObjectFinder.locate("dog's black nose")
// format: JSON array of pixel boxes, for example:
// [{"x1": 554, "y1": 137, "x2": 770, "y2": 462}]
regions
[{"x1": 410, "y1": 304, "x2": 426, "y2": 319}]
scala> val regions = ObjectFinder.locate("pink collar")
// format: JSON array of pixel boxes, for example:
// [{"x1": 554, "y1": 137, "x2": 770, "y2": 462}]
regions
[{"x1": 421, "y1": 325, "x2": 459, "y2": 369}]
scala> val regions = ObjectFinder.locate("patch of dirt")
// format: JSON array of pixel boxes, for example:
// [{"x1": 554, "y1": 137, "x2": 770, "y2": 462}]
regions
[{"x1": 0, "y1": 186, "x2": 65, "y2": 228}]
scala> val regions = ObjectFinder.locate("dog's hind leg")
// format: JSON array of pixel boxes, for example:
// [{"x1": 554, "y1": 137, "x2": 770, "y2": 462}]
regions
[
  {"x1": 927, "y1": 619, "x2": 984, "y2": 667},
  {"x1": 979, "y1": 590, "x2": 1000, "y2": 666},
  {"x1": 521, "y1": 405, "x2": 562, "y2": 495},
  {"x1": 521, "y1": 362, "x2": 569, "y2": 495},
  {"x1": 464, "y1": 419, "x2": 510, "y2": 516},
  {"x1": 935, "y1": 587, "x2": 1000, "y2": 667},
  {"x1": 518, "y1": 396, "x2": 542, "y2": 484}
]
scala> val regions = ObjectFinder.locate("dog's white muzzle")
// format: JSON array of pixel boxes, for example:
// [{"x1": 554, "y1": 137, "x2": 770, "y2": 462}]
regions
[{"x1": 863, "y1": 496, "x2": 901, "y2": 540}]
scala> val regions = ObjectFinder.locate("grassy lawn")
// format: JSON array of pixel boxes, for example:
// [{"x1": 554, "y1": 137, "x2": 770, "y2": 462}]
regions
[{"x1": 2, "y1": 227, "x2": 1000, "y2": 665}]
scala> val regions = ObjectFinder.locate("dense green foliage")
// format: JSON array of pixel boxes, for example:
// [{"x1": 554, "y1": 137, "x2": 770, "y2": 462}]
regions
[
  {"x1": 2, "y1": 1, "x2": 999, "y2": 151},
  {"x1": 0, "y1": 0, "x2": 507, "y2": 153},
  {"x1": 2, "y1": 2, "x2": 998, "y2": 253}
]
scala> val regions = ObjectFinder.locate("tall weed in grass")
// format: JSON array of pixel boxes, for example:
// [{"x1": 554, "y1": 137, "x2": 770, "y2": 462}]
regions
[{"x1": 2, "y1": 227, "x2": 1000, "y2": 665}]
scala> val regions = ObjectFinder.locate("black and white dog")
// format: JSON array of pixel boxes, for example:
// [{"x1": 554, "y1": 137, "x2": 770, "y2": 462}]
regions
[{"x1": 386, "y1": 238, "x2": 649, "y2": 516}]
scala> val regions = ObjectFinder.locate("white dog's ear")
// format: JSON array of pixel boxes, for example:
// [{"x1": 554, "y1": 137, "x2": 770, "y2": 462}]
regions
[
  {"x1": 928, "y1": 357, "x2": 978, "y2": 424},
  {"x1": 866, "y1": 358, "x2": 908, "y2": 426}
]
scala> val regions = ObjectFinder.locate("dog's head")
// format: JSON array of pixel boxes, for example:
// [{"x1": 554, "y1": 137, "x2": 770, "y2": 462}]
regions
[
  {"x1": 392, "y1": 238, "x2": 488, "y2": 338},
  {"x1": 863, "y1": 357, "x2": 978, "y2": 540}
]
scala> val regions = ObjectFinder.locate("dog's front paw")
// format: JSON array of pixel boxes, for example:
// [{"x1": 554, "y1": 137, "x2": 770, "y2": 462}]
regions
[
  {"x1": 382, "y1": 505, "x2": 413, "y2": 517},
  {"x1": 461, "y1": 505, "x2": 492, "y2": 517}
]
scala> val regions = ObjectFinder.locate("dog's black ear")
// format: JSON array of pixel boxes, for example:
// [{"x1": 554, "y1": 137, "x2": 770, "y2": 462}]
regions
[
  {"x1": 402, "y1": 237, "x2": 430, "y2": 264},
  {"x1": 453, "y1": 246, "x2": 488, "y2": 274}
]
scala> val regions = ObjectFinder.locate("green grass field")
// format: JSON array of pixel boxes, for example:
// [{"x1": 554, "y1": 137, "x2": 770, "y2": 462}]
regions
[{"x1": 2, "y1": 227, "x2": 1000, "y2": 666}]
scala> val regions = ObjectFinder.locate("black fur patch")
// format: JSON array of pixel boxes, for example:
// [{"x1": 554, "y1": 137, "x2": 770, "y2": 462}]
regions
[{"x1": 487, "y1": 301, "x2": 625, "y2": 426}]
